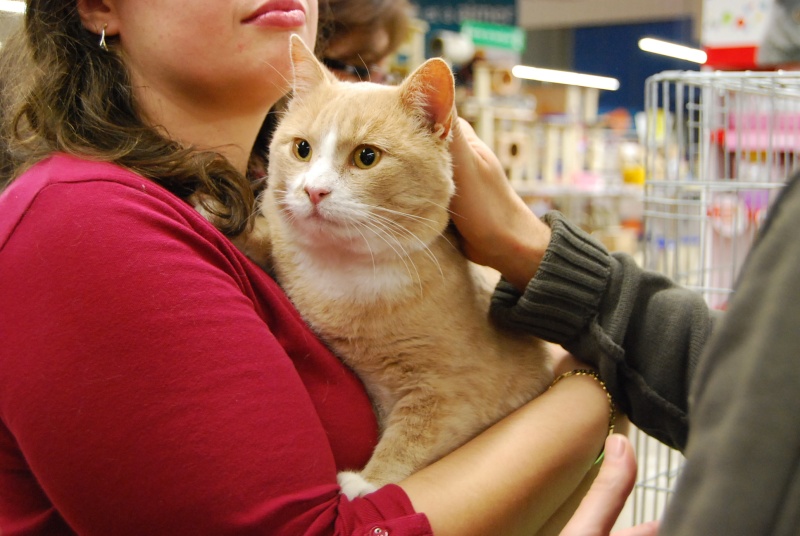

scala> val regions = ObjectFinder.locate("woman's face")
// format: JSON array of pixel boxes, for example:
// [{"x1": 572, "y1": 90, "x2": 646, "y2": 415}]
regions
[{"x1": 109, "y1": 0, "x2": 318, "y2": 116}]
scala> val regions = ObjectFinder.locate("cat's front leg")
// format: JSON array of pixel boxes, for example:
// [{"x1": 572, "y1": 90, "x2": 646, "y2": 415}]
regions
[
  {"x1": 336, "y1": 396, "x2": 446, "y2": 499},
  {"x1": 230, "y1": 213, "x2": 273, "y2": 271},
  {"x1": 337, "y1": 470, "x2": 378, "y2": 500},
  {"x1": 357, "y1": 393, "x2": 458, "y2": 492}
]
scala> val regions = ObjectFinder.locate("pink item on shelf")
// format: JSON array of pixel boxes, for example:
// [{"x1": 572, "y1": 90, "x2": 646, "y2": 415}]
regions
[
  {"x1": 570, "y1": 171, "x2": 602, "y2": 190},
  {"x1": 725, "y1": 112, "x2": 800, "y2": 152}
]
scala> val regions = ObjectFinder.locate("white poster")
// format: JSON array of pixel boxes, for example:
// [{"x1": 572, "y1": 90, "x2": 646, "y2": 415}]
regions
[{"x1": 702, "y1": 0, "x2": 772, "y2": 47}]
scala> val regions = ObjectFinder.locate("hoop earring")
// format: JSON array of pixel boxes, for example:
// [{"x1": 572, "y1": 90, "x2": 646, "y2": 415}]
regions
[{"x1": 99, "y1": 24, "x2": 108, "y2": 51}]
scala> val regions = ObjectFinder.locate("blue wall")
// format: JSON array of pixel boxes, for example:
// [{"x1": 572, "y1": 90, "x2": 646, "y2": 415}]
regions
[{"x1": 573, "y1": 18, "x2": 699, "y2": 115}]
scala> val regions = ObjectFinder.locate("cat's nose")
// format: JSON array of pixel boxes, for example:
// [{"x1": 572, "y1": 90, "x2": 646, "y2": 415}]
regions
[{"x1": 305, "y1": 186, "x2": 331, "y2": 206}]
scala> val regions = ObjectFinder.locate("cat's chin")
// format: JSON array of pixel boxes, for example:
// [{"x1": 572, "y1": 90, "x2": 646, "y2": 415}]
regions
[
  {"x1": 337, "y1": 470, "x2": 379, "y2": 500},
  {"x1": 285, "y1": 216, "x2": 346, "y2": 243}
]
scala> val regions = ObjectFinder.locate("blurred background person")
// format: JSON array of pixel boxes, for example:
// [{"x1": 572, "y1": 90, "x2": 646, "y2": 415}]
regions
[
  {"x1": 757, "y1": 0, "x2": 800, "y2": 68},
  {"x1": 316, "y1": 0, "x2": 412, "y2": 83}
]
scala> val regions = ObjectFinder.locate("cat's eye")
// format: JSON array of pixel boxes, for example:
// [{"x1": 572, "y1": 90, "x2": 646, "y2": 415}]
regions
[
  {"x1": 293, "y1": 139, "x2": 312, "y2": 161},
  {"x1": 353, "y1": 145, "x2": 382, "y2": 169}
]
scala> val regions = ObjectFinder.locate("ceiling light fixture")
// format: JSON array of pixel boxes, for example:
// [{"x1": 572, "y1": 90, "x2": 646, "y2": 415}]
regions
[
  {"x1": 511, "y1": 65, "x2": 620, "y2": 91},
  {"x1": 638, "y1": 37, "x2": 707, "y2": 64},
  {"x1": 0, "y1": 0, "x2": 25, "y2": 13}
]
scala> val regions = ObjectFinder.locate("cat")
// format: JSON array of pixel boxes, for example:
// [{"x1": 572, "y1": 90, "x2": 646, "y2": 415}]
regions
[{"x1": 257, "y1": 35, "x2": 553, "y2": 500}]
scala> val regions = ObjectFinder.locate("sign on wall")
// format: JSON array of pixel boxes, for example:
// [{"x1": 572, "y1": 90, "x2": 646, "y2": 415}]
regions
[
  {"x1": 703, "y1": 0, "x2": 771, "y2": 48},
  {"x1": 412, "y1": 0, "x2": 519, "y2": 60},
  {"x1": 461, "y1": 20, "x2": 526, "y2": 52},
  {"x1": 702, "y1": 0, "x2": 783, "y2": 68},
  {"x1": 413, "y1": 0, "x2": 517, "y2": 32}
]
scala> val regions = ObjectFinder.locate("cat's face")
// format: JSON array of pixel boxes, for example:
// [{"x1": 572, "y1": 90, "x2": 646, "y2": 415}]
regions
[{"x1": 266, "y1": 36, "x2": 456, "y2": 260}]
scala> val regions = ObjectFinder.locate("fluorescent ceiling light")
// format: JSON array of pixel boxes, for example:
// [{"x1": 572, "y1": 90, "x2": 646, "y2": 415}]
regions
[
  {"x1": 511, "y1": 65, "x2": 620, "y2": 91},
  {"x1": 638, "y1": 37, "x2": 707, "y2": 64},
  {"x1": 0, "y1": 1, "x2": 25, "y2": 13}
]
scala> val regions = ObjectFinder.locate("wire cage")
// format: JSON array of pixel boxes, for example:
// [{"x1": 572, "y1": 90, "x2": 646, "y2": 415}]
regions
[{"x1": 631, "y1": 70, "x2": 800, "y2": 525}]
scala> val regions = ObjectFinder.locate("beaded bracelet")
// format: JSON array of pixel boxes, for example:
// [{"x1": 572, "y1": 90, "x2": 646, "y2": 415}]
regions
[{"x1": 548, "y1": 369, "x2": 616, "y2": 437}]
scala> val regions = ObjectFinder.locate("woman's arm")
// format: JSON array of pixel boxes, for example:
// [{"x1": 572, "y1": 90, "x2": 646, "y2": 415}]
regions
[
  {"x1": 449, "y1": 118, "x2": 716, "y2": 451},
  {"x1": 0, "y1": 176, "x2": 425, "y2": 535},
  {"x1": 400, "y1": 367, "x2": 612, "y2": 536}
]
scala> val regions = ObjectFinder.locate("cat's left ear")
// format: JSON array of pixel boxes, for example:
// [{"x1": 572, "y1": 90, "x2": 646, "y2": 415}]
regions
[
  {"x1": 400, "y1": 58, "x2": 456, "y2": 141},
  {"x1": 289, "y1": 34, "x2": 337, "y2": 96}
]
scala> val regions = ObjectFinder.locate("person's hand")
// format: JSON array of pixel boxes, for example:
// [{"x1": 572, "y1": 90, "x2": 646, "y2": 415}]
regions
[
  {"x1": 560, "y1": 434, "x2": 660, "y2": 536},
  {"x1": 448, "y1": 117, "x2": 551, "y2": 290}
]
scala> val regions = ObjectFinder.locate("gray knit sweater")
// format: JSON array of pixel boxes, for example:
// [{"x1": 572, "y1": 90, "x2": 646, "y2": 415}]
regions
[
  {"x1": 490, "y1": 211, "x2": 713, "y2": 451},
  {"x1": 491, "y1": 173, "x2": 800, "y2": 534}
]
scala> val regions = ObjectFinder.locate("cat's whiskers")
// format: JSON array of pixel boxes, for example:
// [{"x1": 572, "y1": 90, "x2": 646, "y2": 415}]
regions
[
  {"x1": 355, "y1": 54, "x2": 369, "y2": 82},
  {"x1": 357, "y1": 218, "x2": 418, "y2": 275},
  {"x1": 356, "y1": 218, "x2": 425, "y2": 296},
  {"x1": 370, "y1": 202, "x2": 455, "y2": 259},
  {"x1": 246, "y1": 190, "x2": 270, "y2": 221},
  {"x1": 371, "y1": 206, "x2": 442, "y2": 228},
  {"x1": 425, "y1": 199, "x2": 458, "y2": 218},
  {"x1": 344, "y1": 219, "x2": 379, "y2": 278},
  {"x1": 260, "y1": 60, "x2": 293, "y2": 92},
  {"x1": 366, "y1": 212, "x2": 444, "y2": 280},
  {"x1": 270, "y1": 190, "x2": 300, "y2": 228},
  {"x1": 408, "y1": 201, "x2": 462, "y2": 252},
  {"x1": 363, "y1": 213, "x2": 445, "y2": 294},
  {"x1": 267, "y1": 188, "x2": 294, "y2": 219}
]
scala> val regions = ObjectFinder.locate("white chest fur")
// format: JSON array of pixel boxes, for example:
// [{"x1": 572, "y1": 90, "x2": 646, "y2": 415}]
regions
[{"x1": 285, "y1": 244, "x2": 429, "y2": 303}]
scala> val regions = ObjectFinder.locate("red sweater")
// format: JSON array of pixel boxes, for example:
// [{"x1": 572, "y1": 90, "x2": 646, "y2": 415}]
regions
[{"x1": 0, "y1": 154, "x2": 432, "y2": 535}]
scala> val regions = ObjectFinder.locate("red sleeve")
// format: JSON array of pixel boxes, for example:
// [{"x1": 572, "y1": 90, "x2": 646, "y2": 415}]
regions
[{"x1": 0, "y1": 173, "x2": 432, "y2": 536}]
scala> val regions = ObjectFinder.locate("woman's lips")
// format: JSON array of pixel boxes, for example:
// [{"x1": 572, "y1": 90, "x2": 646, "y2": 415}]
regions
[{"x1": 244, "y1": 0, "x2": 306, "y2": 28}]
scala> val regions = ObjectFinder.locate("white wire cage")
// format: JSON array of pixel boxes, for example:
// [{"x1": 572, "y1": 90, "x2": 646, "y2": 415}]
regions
[{"x1": 630, "y1": 69, "x2": 800, "y2": 525}]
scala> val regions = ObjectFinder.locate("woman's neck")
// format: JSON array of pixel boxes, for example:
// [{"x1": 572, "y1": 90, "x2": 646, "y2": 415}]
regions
[{"x1": 133, "y1": 81, "x2": 280, "y2": 175}]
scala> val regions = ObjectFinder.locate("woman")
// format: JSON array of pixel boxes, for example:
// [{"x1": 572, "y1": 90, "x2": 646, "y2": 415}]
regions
[{"x1": 0, "y1": 1, "x2": 615, "y2": 535}]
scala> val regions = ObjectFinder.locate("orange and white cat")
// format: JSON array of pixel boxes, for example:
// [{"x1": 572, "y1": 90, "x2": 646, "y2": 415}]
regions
[{"x1": 257, "y1": 36, "x2": 553, "y2": 499}]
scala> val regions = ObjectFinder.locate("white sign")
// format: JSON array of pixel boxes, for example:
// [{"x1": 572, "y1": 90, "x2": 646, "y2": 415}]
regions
[{"x1": 702, "y1": 0, "x2": 773, "y2": 47}]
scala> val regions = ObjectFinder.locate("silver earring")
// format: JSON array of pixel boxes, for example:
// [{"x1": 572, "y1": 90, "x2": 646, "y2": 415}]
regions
[{"x1": 99, "y1": 24, "x2": 108, "y2": 51}]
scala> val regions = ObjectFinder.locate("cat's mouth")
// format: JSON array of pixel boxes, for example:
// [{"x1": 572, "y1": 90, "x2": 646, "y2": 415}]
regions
[
  {"x1": 304, "y1": 205, "x2": 329, "y2": 222},
  {"x1": 291, "y1": 204, "x2": 339, "y2": 230}
]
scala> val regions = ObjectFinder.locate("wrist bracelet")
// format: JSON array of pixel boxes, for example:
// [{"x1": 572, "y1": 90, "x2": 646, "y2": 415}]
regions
[{"x1": 549, "y1": 369, "x2": 616, "y2": 437}]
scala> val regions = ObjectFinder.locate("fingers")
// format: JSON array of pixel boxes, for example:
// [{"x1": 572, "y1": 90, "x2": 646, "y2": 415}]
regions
[
  {"x1": 447, "y1": 117, "x2": 551, "y2": 287},
  {"x1": 448, "y1": 117, "x2": 521, "y2": 237},
  {"x1": 449, "y1": 118, "x2": 483, "y2": 184},
  {"x1": 560, "y1": 434, "x2": 659, "y2": 536},
  {"x1": 613, "y1": 520, "x2": 660, "y2": 536},
  {"x1": 450, "y1": 118, "x2": 499, "y2": 171}
]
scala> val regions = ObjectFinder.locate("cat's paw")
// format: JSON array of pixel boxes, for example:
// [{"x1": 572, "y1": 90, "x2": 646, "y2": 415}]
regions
[{"x1": 337, "y1": 470, "x2": 378, "y2": 500}]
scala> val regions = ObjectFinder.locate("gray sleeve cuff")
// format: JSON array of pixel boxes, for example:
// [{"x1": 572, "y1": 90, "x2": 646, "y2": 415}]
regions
[{"x1": 490, "y1": 211, "x2": 612, "y2": 344}]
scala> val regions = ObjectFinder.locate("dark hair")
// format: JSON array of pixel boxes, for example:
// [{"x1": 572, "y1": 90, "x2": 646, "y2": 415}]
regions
[
  {"x1": 316, "y1": 0, "x2": 412, "y2": 58},
  {"x1": 0, "y1": 1, "x2": 262, "y2": 236}
]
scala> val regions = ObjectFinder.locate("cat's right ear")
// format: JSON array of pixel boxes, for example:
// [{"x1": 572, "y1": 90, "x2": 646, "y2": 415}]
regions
[
  {"x1": 289, "y1": 34, "x2": 336, "y2": 96},
  {"x1": 400, "y1": 58, "x2": 456, "y2": 141}
]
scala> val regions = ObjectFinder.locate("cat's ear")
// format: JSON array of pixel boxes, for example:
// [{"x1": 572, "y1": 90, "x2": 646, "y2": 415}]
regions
[
  {"x1": 289, "y1": 34, "x2": 336, "y2": 96},
  {"x1": 399, "y1": 58, "x2": 456, "y2": 141}
]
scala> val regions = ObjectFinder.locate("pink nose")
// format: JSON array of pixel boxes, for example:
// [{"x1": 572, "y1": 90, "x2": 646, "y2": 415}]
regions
[{"x1": 305, "y1": 186, "x2": 331, "y2": 206}]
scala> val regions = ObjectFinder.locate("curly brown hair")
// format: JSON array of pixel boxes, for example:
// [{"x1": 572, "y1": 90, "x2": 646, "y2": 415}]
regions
[{"x1": 0, "y1": 1, "x2": 264, "y2": 236}]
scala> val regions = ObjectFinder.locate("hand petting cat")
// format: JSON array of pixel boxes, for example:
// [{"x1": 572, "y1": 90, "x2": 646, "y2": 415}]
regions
[{"x1": 448, "y1": 117, "x2": 552, "y2": 291}]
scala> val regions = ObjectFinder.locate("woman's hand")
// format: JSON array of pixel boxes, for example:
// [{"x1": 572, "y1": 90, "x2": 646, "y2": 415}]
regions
[
  {"x1": 449, "y1": 117, "x2": 552, "y2": 290},
  {"x1": 552, "y1": 342, "x2": 658, "y2": 536},
  {"x1": 561, "y1": 434, "x2": 660, "y2": 536}
]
